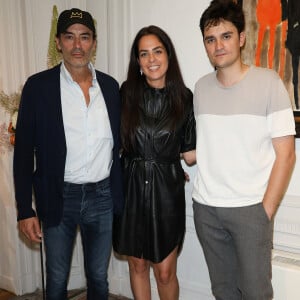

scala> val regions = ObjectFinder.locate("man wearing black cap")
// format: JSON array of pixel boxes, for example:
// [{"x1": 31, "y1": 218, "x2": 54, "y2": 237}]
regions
[{"x1": 13, "y1": 8, "x2": 123, "y2": 300}]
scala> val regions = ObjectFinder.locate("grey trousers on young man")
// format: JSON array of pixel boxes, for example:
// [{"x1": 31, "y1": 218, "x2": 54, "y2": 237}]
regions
[{"x1": 193, "y1": 201, "x2": 274, "y2": 300}]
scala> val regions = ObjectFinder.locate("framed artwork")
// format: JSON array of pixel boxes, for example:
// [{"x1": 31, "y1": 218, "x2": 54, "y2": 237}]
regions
[{"x1": 240, "y1": 0, "x2": 300, "y2": 137}]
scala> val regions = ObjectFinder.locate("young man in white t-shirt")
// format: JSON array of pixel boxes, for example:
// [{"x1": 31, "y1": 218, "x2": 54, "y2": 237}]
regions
[{"x1": 192, "y1": 0, "x2": 296, "y2": 299}]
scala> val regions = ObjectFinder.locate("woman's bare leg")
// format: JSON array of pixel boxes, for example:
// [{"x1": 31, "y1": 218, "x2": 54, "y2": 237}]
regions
[
  {"x1": 152, "y1": 247, "x2": 179, "y2": 300},
  {"x1": 128, "y1": 256, "x2": 151, "y2": 300}
]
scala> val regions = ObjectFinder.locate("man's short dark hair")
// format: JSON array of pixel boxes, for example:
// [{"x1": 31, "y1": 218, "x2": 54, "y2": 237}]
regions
[{"x1": 199, "y1": 0, "x2": 245, "y2": 36}]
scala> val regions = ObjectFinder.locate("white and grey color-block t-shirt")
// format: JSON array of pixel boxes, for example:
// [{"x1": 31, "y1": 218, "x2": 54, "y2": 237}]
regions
[{"x1": 192, "y1": 65, "x2": 295, "y2": 207}]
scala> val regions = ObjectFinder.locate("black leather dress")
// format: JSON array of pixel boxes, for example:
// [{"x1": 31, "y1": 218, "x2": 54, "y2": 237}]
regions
[{"x1": 113, "y1": 85, "x2": 196, "y2": 263}]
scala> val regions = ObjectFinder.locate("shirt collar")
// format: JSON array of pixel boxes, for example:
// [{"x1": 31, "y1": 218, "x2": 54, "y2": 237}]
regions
[{"x1": 60, "y1": 62, "x2": 97, "y2": 84}]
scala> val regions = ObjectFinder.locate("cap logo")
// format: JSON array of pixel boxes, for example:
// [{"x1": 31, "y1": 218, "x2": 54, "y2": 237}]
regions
[{"x1": 70, "y1": 12, "x2": 83, "y2": 18}]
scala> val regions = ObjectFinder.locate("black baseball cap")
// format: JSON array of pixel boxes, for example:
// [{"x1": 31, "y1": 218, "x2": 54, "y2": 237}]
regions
[{"x1": 56, "y1": 8, "x2": 96, "y2": 36}]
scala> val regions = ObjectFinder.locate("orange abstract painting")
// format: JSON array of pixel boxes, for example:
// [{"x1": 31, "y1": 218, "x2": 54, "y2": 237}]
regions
[{"x1": 242, "y1": 0, "x2": 300, "y2": 110}]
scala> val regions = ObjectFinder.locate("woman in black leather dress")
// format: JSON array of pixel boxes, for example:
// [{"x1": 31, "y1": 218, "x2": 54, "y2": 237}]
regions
[{"x1": 113, "y1": 25, "x2": 196, "y2": 300}]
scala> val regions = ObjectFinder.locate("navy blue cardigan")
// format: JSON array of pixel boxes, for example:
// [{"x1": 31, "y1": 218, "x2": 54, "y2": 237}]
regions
[{"x1": 13, "y1": 64, "x2": 123, "y2": 226}]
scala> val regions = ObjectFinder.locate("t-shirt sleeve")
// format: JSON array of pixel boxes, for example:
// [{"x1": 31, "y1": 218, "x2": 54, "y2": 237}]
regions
[{"x1": 267, "y1": 74, "x2": 296, "y2": 138}]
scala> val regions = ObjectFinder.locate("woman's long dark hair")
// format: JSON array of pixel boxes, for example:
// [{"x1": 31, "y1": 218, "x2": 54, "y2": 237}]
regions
[{"x1": 121, "y1": 25, "x2": 190, "y2": 152}]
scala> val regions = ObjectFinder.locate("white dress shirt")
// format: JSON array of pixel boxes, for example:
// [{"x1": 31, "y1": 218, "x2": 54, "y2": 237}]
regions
[{"x1": 60, "y1": 62, "x2": 113, "y2": 184}]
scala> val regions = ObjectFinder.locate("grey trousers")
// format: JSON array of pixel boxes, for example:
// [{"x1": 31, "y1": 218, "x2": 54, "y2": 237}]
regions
[{"x1": 193, "y1": 201, "x2": 274, "y2": 300}]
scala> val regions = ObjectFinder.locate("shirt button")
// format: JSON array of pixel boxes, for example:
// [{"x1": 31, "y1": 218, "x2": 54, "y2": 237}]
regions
[{"x1": 145, "y1": 180, "x2": 149, "y2": 184}]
